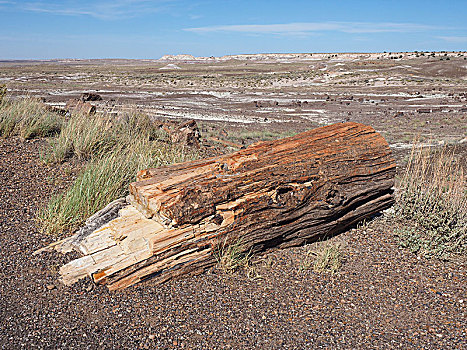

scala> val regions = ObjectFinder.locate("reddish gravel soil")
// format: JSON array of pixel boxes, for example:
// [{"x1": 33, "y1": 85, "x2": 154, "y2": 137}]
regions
[{"x1": 0, "y1": 137, "x2": 466, "y2": 349}]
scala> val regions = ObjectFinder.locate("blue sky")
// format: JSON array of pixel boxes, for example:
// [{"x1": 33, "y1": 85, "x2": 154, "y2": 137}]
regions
[{"x1": 1, "y1": 0, "x2": 466, "y2": 59}]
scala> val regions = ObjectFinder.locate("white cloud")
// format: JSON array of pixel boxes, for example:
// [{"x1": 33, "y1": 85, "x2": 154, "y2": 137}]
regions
[
  {"x1": 185, "y1": 21, "x2": 441, "y2": 36},
  {"x1": 20, "y1": 0, "x2": 173, "y2": 20},
  {"x1": 437, "y1": 35, "x2": 467, "y2": 43}
]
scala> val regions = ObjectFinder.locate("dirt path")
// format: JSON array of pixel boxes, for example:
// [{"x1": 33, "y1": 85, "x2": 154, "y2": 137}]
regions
[{"x1": 0, "y1": 138, "x2": 466, "y2": 349}]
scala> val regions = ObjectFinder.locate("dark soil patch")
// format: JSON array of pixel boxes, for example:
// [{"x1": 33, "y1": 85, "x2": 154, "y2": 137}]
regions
[{"x1": 0, "y1": 138, "x2": 466, "y2": 349}]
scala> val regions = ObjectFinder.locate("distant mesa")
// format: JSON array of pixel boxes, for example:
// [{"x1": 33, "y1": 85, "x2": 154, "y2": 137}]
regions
[
  {"x1": 158, "y1": 51, "x2": 466, "y2": 63},
  {"x1": 159, "y1": 54, "x2": 196, "y2": 61}
]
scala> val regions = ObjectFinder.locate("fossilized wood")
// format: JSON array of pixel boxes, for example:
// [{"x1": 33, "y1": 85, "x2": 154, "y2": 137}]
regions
[
  {"x1": 65, "y1": 98, "x2": 96, "y2": 115},
  {"x1": 43, "y1": 122, "x2": 396, "y2": 290}
]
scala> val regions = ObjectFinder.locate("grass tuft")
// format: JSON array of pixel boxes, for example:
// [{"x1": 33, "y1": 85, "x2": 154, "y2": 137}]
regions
[
  {"x1": 215, "y1": 237, "x2": 252, "y2": 273},
  {"x1": 394, "y1": 145, "x2": 466, "y2": 259},
  {"x1": 44, "y1": 113, "x2": 116, "y2": 163},
  {"x1": 0, "y1": 98, "x2": 63, "y2": 139},
  {"x1": 37, "y1": 139, "x2": 196, "y2": 235},
  {"x1": 0, "y1": 84, "x2": 6, "y2": 102},
  {"x1": 0, "y1": 97, "x2": 198, "y2": 236},
  {"x1": 300, "y1": 241, "x2": 342, "y2": 274},
  {"x1": 43, "y1": 110, "x2": 168, "y2": 164}
]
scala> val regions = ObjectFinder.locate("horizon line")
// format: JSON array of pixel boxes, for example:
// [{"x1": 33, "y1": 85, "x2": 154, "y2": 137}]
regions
[{"x1": 1, "y1": 50, "x2": 466, "y2": 61}]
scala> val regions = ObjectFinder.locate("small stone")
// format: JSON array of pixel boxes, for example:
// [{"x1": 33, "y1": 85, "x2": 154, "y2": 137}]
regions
[
  {"x1": 46, "y1": 284, "x2": 56, "y2": 290},
  {"x1": 148, "y1": 334, "x2": 155, "y2": 340},
  {"x1": 85, "y1": 284, "x2": 93, "y2": 292}
]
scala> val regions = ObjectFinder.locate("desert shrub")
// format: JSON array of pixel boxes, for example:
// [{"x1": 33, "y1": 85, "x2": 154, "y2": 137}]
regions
[
  {"x1": 38, "y1": 138, "x2": 197, "y2": 235},
  {"x1": 300, "y1": 241, "x2": 342, "y2": 274},
  {"x1": 0, "y1": 98, "x2": 63, "y2": 139},
  {"x1": 394, "y1": 145, "x2": 466, "y2": 258}
]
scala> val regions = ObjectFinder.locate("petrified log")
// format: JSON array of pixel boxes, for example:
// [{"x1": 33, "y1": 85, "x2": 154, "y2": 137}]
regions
[
  {"x1": 40, "y1": 122, "x2": 395, "y2": 290},
  {"x1": 80, "y1": 92, "x2": 102, "y2": 102},
  {"x1": 166, "y1": 119, "x2": 201, "y2": 147},
  {"x1": 65, "y1": 98, "x2": 96, "y2": 115}
]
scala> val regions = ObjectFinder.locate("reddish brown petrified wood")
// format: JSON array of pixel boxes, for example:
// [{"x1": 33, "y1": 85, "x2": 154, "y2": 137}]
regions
[{"x1": 41, "y1": 122, "x2": 396, "y2": 290}]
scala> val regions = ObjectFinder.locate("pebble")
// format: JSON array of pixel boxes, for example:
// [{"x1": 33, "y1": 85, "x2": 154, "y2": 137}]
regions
[{"x1": 46, "y1": 284, "x2": 56, "y2": 290}]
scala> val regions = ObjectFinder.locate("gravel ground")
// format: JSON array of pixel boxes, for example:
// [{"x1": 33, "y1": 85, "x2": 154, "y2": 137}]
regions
[{"x1": 0, "y1": 137, "x2": 466, "y2": 349}]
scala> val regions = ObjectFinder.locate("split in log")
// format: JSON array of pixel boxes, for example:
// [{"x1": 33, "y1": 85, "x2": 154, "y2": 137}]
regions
[{"x1": 37, "y1": 122, "x2": 396, "y2": 290}]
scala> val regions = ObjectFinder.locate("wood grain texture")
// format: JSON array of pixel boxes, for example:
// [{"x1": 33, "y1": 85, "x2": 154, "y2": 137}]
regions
[{"x1": 46, "y1": 122, "x2": 396, "y2": 290}]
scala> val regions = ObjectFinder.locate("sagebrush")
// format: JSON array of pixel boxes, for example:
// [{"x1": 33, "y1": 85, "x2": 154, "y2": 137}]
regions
[{"x1": 394, "y1": 145, "x2": 466, "y2": 258}]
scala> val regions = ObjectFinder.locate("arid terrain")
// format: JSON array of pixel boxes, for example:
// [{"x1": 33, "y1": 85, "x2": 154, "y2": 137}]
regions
[
  {"x1": 2, "y1": 51, "x2": 467, "y2": 148},
  {"x1": 0, "y1": 52, "x2": 466, "y2": 349}
]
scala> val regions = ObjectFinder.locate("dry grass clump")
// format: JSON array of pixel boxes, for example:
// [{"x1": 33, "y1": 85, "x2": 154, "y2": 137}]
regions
[
  {"x1": 37, "y1": 109, "x2": 197, "y2": 235},
  {"x1": 0, "y1": 98, "x2": 62, "y2": 139},
  {"x1": 37, "y1": 138, "x2": 196, "y2": 235},
  {"x1": 215, "y1": 237, "x2": 252, "y2": 273},
  {"x1": 44, "y1": 110, "x2": 166, "y2": 163},
  {"x1": 44, "y1": 113, "x2": 116, "y2": 163},
  {"x1": 0, "y1": 96, "x2": 197, "y2": 235},
  {"x1": 0, "y1": 84, "x2": 6, "y2": 102},
  {"x1": 300, "y1": 241, "x2": 343, "y2": 274},
  {"x1": 395, "y1": 145, "x2": 466, "y2": 258}
]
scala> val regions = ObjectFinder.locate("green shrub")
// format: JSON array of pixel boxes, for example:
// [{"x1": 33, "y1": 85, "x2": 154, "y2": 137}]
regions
[
  {"x1": 0, "y1": 98, "x2": 63, "y2": 139},
  {"x1": 394, "y1": 146, "x2": 466, "y2": 258}
]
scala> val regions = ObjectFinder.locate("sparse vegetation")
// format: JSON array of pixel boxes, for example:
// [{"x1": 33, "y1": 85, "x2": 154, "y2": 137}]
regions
[
  {"x1": 43, "y1": 110, "x2": 165, "y2": 163},
  {"x1": 0, "y1": 84, "x2": 6, "y2": 102},
  {"x1": 228, "y1": 129, "x2": 298, "y2": 143},
  {"x1": 37, "y1": 128, "x2": 196, "y2": 235},
  {"x1": 0, "y1": 98, "x2": 62, "y2": 139},
  {"x1": 300, "y1": 241, "x2": 343, "y2": 274},
  {"x1": 394, "y1": 145, "x2": 467, "y2": 259},
  {"x1": 215, "y1": 237, "x2": 252, "y2": 273},
  {"x1": 43, "y1": 113, "x2": 116, "y2": 163},
  {"x1": 0, "y1": 96, "x2": 196, "y2": 235}
]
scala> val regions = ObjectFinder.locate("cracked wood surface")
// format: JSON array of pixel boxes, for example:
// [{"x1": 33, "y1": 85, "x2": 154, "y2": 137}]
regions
[{"x1": 45, "y1": 122, "x2": 396, "y2": 290}]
